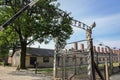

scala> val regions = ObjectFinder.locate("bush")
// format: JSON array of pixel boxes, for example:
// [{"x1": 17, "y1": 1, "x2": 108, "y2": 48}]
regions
[
  {"x1": 0, "y1": 62, "x2": 11, "y2": 66},
  {"x1": 4, "y1": 63, "x2": 12, "y2": 66},
  {"x1": 0, "y1": 62, "x2": 3, "y2": 65}
]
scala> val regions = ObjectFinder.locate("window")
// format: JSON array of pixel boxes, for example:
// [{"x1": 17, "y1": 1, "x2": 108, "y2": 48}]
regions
[
  {"x1": 30, "y1": 57, "x2": 37, "y2": 65},
  {"x1": 99, "y1": 58, "x2": 101, "y2": 61},
  {"x1": 43, "y1": 57, "x2": 49, "y2": 62}
]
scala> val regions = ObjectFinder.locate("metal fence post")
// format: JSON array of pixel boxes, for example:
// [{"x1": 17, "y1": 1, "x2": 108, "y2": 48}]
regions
[
  {"x1": 105, "y1": 58, "x2": 109, "y2": 80},
  {"x1": 86, "y1": 29, "x2": 96, "y2": 80}
]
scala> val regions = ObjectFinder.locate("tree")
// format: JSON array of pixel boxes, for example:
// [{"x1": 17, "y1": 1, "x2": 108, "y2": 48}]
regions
[
  {"x1": 0, "y1": 30, "x2": 10, "y2": 62},
  {"x1": 0, "y1": 27, "x2": 19, "y2": 61},
  {"x1": 0, "y1": 44, "x2": 9, "y2": 63},
  {"x1": 0, "y1": 0, "x2": 73, "y2": 69}
]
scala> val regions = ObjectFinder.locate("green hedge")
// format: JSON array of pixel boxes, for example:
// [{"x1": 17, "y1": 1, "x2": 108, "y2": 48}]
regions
[{"x1": 0, "y1": 62, "x2": 3, "y2": 65}]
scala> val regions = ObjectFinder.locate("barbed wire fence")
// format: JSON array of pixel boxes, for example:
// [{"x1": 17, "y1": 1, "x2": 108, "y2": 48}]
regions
[{"x1": 54, "y1": 41, "x2": 90, "y2": 80}]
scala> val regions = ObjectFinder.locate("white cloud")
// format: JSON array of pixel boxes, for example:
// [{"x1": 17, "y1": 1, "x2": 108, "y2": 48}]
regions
[
  {"x1": 70, "y1": 13, "x2": 120, "y2": 36},
  {"x1": 73, "y1": 13, "x2": 120, "y2": 39},
  {"x1": 80, "y1": 13, "x2": 120, "y2": 28},
  {"x1": 71, "y1": 13, "x2": 120, "y2": 49},
  {"x1": 30, "y1": 8, "x2": 120, "y2": 49},
  {"x1": 105, "y1": 40, "x2": 120, "y2": 48},
  {"x1": 93, "y1": 39, "x2": 120, "y2": 49},
  {"x1": 30, "y1": 41, "x2": 55, "y2": 49}
]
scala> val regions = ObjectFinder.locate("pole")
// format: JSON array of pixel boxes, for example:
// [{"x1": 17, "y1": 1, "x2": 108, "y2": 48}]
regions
[
  {"x1": 35, "y1": 61, "x2": 38, "y2": 74},
  {"x1": 96, "y1": 52, "x2": 99, "y2": 66},
  {"x1": 86, "y1": 29, "x2": 96, "y2": 80},
  {"x1": 99, "y1": 44, "x2": 113, "y2": 75},
  {"x1": 62, "y1": 55, "x2": 64, "y2": 80},
  {"x1": 105, "y1": 58, "x2": 109, "y2": 80},
  {"x1": 74, "y1": 55, "x2": 77, "y2": 75},
  {"x1": 94, "y1": 61, "x2": 104, "y2": 80},
  {"x1": 106, "y1": 46, "x2": 113, "y2": 74},
  {"x1": 63, "y1": 54, "x2": 66, "y2": 80},
  {"x1": 119, "y1": 50, "x2": 120, "y2": 72},
  {"x1": 53, "y1": 37, "x2": 58, "y2": 80}
]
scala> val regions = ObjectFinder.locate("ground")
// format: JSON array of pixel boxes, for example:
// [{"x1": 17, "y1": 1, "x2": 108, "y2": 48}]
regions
[
  {"x1": 0, "y1": 66, "x2": 120, "y2": 80},
  {"x1": 110, "y1": 73, "x2": 120, "y2": 80},
  {"x1": 0, "y1": 66, "x2": 53, "y2": 80}
]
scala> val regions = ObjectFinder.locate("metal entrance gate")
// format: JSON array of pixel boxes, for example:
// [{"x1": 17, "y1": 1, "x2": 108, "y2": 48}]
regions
[{"x1": 56, "y1": 50, "x2": 90, "y2": 80}]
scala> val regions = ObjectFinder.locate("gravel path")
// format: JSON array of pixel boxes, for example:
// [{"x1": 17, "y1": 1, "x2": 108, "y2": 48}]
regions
[
  {"x1": 0, "y1": 66, "x2": 53, "y2": 80},
  {"x1": 110, "y1": 73, "x2": 120, "y2": 80}
]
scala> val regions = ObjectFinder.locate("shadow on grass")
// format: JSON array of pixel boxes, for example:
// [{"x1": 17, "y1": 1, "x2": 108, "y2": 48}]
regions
[
  {"x1": 7, "y1": 68, "x2": 53, "y2": 80},
  {"x1": 8, "y1": 70, "x2": 44, "y2": 77}
]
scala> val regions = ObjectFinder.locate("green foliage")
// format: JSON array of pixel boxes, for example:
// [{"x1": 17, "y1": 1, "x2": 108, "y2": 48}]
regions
[
  {"x1": 0, "y1": 42, "x2": 9, "y2": 59},
  {"x1": 0, "y1": 0, "x2": 4, "y2": 5},
  {"x1": 0, "y1": 27, "x2": 16, "y2": 59},
  {"x1": 0, "y1": 0, "x2": 73, "y2": 68},
  {"x1": 36, "y1": 68, "x2": 53, "y2": 72},
  {"x1": 0, "y1": 0, "x2": 73, "y2": 48}
]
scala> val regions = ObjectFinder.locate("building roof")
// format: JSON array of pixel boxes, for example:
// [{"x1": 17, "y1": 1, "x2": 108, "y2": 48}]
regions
[{"x1": 26, "y1": 47, "x2": 54, "y2": 57}]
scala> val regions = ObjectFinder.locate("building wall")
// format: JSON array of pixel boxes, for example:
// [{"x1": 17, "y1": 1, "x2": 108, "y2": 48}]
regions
[
  {"x1": 26, "y1": 55, "x2": 31, "y2": 67},
  {"x1": 37, "y1": 56, "x2": 53, "y2": 68},
  {"x1": 10, "y1": 50, "x2": 120, "y2": 68},
  {"x1": 11, "y1": 51, "x2": 54, "y2": 68},
  {"x1": 26, "y1": 56, "x2": 54, "y2": 68}
]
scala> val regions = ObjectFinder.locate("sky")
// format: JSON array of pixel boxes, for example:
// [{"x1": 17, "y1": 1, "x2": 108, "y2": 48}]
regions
[{"x1": 31, "y1": 0, "x2": 120, "y2": 49}]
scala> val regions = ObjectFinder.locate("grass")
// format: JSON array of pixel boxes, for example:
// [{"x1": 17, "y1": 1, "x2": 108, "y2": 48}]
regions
[
  {"x1": 34, "y1": 68, "x2": 53, "y2": 72},
  {"x1": 32, "y1": 62, "x2": 119, "y2": 75},
  {"x1": 98, "y1": 62, "x2": 119, "y2": 67},
  {"x1": 0, "y1": 62, "x2": 3, "y2": 65},
  {"x1": 113, "y1": 62, "x2": 119, "y2": 67},
  {"x1": 35, "y1": 62, "x2": 119, "y2": 72}
]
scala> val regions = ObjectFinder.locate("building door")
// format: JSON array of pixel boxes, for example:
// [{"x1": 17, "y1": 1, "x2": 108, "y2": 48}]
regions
[{"x1": 30, "y1": 57, "x2": 37, "y2": 65}]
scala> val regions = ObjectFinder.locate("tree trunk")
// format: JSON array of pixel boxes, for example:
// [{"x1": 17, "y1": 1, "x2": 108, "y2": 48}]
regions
[{"x1": 20, "y1": 41, "x2": 27, "y2": 69}]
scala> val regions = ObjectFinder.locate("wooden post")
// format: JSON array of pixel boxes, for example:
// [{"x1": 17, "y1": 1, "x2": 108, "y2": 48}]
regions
[
  {"x1": 105, "y1": 59, "x2": 109, "y2": 80},
  {"x1": 62, "y1": 55, "x2": 64, "y2": 80},
  {"x1": 62, "y1": 54, "x2": 66, "y2": 80},
  {"x1": 35, "y1": 61, "x2": 38, "y2": 74},
  {"x1": 53, "y1": 37, "x2": 58, "y2": 80},
  {"x1": 74, "y1": 55, "x2": 77, "y2": 75}
]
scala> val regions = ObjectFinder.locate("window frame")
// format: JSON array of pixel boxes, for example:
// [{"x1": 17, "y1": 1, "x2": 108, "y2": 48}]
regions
[{"x1": 43, "y1": 56, "x2": 49, "y2": 63}]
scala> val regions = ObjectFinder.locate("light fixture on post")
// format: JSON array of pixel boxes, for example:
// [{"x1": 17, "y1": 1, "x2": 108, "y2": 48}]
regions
[{"x1": 91, "y1": 22, "x2": 96, "y2": 29}]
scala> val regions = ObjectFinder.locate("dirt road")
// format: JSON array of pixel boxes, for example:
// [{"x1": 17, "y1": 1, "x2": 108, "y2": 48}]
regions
[{"x1": 0, "y1": 66, "x2": 53, "y2": 80}]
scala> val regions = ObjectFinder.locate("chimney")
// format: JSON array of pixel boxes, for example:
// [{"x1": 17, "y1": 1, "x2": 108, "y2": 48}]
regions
[
  {"x1": 97, "y1": 47, "x2": 100, "y2": 53},
  {"x1": 117, "y1": 50, "x2": 119, "y2": 55},
  {"x1": 105, "y1": 48, "x2": 108, "y2": 53},
  {"x1": 74, "y1": 42, "x2": 78, "y2": 50},
  {"x1": 116, "y1": 50, "x2": 118, "y2": 54},
  {"x1": 114, "y1": 50, "x2": 117, "y2": 54},
  {"x1": 115, "y1": 50, "x2": 117, "y2": 54},
  {"x1": 118, "y1": 50, "x2": 120, "y2": 56},
  {"x1": 108, "y1": 49, "x2": 111, "y2": 54},
  {"x1": 101, "y1": 47, "x2": 105, "y2": 53},
  {"x1": 112, "y1": 50, "x2": 114, "y2": 54},
  {"x1": 80, "y1": 44, "x2": 84, "y2": 51}
]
